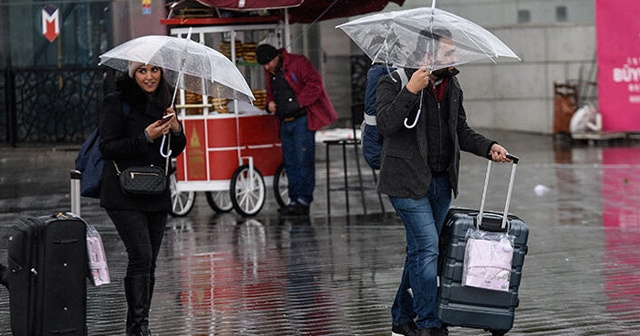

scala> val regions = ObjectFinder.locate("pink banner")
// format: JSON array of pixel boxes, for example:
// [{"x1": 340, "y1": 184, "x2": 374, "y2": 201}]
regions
[{"x1": 596, "y1": 0, "x2": 640, "y2": 131}]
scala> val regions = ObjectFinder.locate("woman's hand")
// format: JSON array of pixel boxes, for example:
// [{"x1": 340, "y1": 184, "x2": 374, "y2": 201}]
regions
[
  {"x1": 146, "y1": 120, "x2": 172, "y2": 140},
  {"x1": 145, "y1": 107, "x2": 176, "y2": 140},
  {"x1": 165, "y1": 107, "x2": 181, "y2": 133}
]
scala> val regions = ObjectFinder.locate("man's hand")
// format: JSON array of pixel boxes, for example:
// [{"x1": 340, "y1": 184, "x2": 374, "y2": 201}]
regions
[
  {"x1": 406, "y1": 68, "x2": 430, "y2": 94},
  {"x1": 490, "y1": 144, "x2": 511, "y2": 163},
  {"x1": 267, "y1": 101, "x2": 277, "y2": 114}
]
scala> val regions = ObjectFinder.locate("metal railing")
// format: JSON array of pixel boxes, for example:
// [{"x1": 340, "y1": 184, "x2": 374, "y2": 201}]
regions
[{"x1": 2, "y1": 64, "x2": 107, "y2": 145}]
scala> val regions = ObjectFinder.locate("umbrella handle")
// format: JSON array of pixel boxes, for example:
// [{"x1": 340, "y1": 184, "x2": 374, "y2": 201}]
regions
[
  {"x1": 404, "y1": 109, "x2": 421, "y2": 129},
  {"x1": 404, "y1": 90, "x2": 423, "y2": 129},
  {"x1": 160, "y1": 134, "x2": 172, "y2": 158}
]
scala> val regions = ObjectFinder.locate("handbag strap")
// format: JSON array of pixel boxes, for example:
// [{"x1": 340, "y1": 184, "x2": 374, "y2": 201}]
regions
[{"x1": 113, "y1": 161, "x2": 122, "y2": 176}]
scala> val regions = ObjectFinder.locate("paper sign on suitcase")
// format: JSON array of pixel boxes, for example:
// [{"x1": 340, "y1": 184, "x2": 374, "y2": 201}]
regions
[{"x1": 462, "y1": 229, "x2": 514, "y2": 292}]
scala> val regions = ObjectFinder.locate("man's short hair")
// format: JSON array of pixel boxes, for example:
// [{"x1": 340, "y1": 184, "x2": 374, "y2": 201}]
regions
[{"x1": 418, "y1": 28, "x2": 452, "y2": 41}]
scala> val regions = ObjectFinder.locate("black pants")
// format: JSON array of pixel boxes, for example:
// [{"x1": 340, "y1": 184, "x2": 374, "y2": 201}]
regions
[
  {"x1": 107, "y1": 209, "x2": 167, "y2": 278},
  {"x1": 107, "y1": 209, "x2": 167, "y2": 333}
]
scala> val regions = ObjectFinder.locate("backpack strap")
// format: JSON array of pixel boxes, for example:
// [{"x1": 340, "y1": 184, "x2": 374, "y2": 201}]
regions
[
  {"x1": 364, "y1": 69, "x2": 409, "y2": 126},
  {"x1": 364, "y1": 114, "x2": 377, "y2": 126},
  {"x1": 396, "y1": 69, "x2": 409, "y2": 88}
]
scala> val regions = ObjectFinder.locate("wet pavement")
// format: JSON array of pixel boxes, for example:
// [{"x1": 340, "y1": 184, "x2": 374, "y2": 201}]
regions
[{"x1": 2, "y1": 130, "x2": 640, "y2": 335}]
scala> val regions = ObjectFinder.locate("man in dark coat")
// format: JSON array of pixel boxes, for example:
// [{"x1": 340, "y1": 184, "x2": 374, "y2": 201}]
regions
[{"x1": 376, "y1": 30, "x2": 511, "y2": 336}]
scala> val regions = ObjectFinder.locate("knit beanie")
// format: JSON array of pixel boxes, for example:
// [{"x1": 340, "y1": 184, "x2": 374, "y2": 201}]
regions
[
  {"x1": 256, "y1": 44, "x2": 279, "y2": 65},
  {"x1": 128, "y1": 61, "x2": 144, "y2": 78}
]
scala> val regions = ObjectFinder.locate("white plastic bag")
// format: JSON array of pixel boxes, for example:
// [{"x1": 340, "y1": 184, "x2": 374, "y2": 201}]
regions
[
  {"x1": 462, "y1": 228, "x2": 514, "y2": 292},
  {"x1": 87, "y1": 224, "x2": 111, "y2": 286}
]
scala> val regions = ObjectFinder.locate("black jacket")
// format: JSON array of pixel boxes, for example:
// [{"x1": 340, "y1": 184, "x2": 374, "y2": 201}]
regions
[
  {"x1": 98, "y1": 75, "x2": 186, "y2": 211},
  {"x1": 375, "y1": 68, "x2": 495, "y2": 198}
]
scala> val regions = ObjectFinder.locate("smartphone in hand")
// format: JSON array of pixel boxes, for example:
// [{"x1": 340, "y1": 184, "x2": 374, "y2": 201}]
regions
[{"x1": 159, "y1": 113, "x2": 175, "y2": 125}]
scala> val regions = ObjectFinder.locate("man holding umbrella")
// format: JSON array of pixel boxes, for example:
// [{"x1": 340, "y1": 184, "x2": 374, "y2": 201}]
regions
[
  {"x1": 256, "y1": 44, "x2": 337, "y2": 216},
  {"x1": 376, "y1": 29, "x2": 511, "y2": 336}
]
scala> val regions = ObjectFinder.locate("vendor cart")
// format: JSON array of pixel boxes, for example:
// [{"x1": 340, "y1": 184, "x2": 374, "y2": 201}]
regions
[{"x1": 167, "y1": 24, "x2": 290, "y2": 217}]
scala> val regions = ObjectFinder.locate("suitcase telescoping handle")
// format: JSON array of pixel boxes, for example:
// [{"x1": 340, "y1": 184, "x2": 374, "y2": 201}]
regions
[
  {"x1": 70, "y1": 169, "x2": 81, "y2": 216},
  {"x1": 477, "y1": 154, "x2": 519, "y2": 230}
]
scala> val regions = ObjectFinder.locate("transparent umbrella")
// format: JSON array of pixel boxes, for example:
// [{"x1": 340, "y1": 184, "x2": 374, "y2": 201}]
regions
[
  {"x1": 336, "y1": 5, "x2": 520, "y2": 71},
  {"x1": 99, "y1": 34, "x2": 255, "y2": 104}
]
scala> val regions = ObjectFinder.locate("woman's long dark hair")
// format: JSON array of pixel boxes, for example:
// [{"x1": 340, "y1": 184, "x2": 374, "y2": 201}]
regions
[{"x1": 116, "y1": 68, "x2": 173, "y2": 112}]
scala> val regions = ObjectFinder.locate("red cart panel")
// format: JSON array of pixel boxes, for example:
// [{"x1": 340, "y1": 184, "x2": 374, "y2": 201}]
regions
[
  {"x1": 208, "y1": 149, "x2": 239, "y2": 180},
  {"x1": 176, "y1": 114, "x2": 282, "y2": 183}
]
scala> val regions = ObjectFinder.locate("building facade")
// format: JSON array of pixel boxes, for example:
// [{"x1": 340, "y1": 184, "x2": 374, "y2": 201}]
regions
[{"x1": 0, "y1": 0, "x2": 597, "y2": 145}]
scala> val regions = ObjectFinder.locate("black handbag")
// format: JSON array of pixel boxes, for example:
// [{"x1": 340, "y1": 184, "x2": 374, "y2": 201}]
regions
[
  {"x1": 113, "y1": 135, "x2": 170, "y2": 196},
  {"x1": 115, "y1": 164, "x2": 166, "y2": 195}
]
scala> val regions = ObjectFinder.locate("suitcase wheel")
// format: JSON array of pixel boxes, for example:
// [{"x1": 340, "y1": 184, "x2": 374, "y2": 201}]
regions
[{"x1": 491, "y1": 330, "x2": 508, "y2": 336}]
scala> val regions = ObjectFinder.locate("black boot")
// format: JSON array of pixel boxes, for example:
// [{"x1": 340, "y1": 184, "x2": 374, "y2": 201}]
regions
[
  {"x1": 148, "y1": 275, "x2": 155, "y2": 307},
  {"x1": 0, "y1": 263, "x2": 8, "y2": 288},
  {"x1": 124, "y1": 275, "x2": 151, "y2": 336}
]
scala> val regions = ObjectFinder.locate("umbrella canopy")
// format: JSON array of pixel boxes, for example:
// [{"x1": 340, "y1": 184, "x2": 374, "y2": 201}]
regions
[
  {"x1": 336, "y1": 7, "x2": 520, "y2": 70},
  {"x1": 195, "y1": 0, "x2": 405, "y2": 23},
  {"x1": 99, "y1": 35, "x2": 254, "y2": 103}
]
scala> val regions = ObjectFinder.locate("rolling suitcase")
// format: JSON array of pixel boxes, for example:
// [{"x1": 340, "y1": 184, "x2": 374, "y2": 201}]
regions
[
  {"x1": 6, "y1": 172, "x2": 88, "y2": 336},
  {"x1": 437, "y1": 154, "x2": 529, "y2": 336}
]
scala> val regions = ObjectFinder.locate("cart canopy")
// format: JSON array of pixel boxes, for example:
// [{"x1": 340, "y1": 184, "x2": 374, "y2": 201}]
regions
[{"x1": 196, "y1": 0, "x2": 405, "y2": 23}]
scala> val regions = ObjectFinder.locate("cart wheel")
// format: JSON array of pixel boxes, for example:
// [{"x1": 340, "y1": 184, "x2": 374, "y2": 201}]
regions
[
  {"x1": 273, "y1": 164, "x2": 289, "y2": 208},
  {"x1": 205, "y1": 191, "x2": 233, "y2": 213},
  {"x1": 169, "y1": 174, "x2": 196, "y2": 217},
  {"x1": 230, "y1": 164, "x2": 266, "y2": 217}
]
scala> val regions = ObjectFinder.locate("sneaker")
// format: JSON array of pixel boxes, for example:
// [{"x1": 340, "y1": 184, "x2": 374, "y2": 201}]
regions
[
  {"x1": 416, "y1": 328, "x2": 448, "y2": 336},
  {"x1": 278, "y1": 202, "x2": 297, "y2": 214},
  {"x1": 428, "y1": 327, "x2": 449, "y2": 336},
  {"x1": 280, "y1": 203, "x2": 309, "y2": 216},
  {"x1": 392, "y1": 321, "x2": 418, "y2": 336},
  {"x1": 289, "y1": 203, "x2": 309, "y2": 215},
  {"x1": 278, "y1": 204, "x2": 293, "y2": 214}
]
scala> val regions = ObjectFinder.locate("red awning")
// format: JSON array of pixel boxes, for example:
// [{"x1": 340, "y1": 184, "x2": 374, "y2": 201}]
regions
[{"x1": 195, "y1": 0, "x2": 405, "y2": 23}]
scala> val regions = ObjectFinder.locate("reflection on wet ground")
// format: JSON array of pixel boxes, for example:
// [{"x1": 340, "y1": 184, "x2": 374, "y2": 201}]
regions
[{"x1": 1, "y1": 131, "x2": 640, "y2": 335}]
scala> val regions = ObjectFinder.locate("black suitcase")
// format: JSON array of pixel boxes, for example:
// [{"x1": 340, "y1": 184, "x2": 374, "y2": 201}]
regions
[
  {"x1": 6, "y1": 212, "x2": 87, "y2": 336},
  {"x1": 437, "y1": 155, "x2": 529, "y2": 336}
]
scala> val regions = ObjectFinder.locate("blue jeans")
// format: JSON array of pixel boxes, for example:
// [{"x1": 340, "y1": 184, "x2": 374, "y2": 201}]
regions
[
  {"x1": 389, "y1": 176, "x2": 452, "y2": 330},
  {"x1": 280, "y1": 115, "x2": 316, "y2": 205}
]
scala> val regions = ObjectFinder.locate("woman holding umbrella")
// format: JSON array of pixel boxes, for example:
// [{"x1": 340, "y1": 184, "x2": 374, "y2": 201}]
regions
[{"x1": 98, "y1": 62, "x2": 186, "y2": 336}]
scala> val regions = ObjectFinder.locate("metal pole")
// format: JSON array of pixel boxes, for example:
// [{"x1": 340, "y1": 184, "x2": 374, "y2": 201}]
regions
[
  {"x1": 4, "y1": 55, "x2": 17, "y2": 146},
  {"x1": 284, "y1": 8, "x2": 291, "y2": 52}
]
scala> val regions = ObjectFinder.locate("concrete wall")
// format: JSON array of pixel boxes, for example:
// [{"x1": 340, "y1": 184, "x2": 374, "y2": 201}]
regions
[
  {"x1": 320, "y1": 18, "x2": 355, "y2": 126},
  {"x1": 112, "y1": 0, "x2": 168, "y2": 45},
  {"x1": 460, "y1": 24, "x2": 596, "y2": 134},
  {"x1": 319, "y1": 20, "x2": 596, "y2": 134}
]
